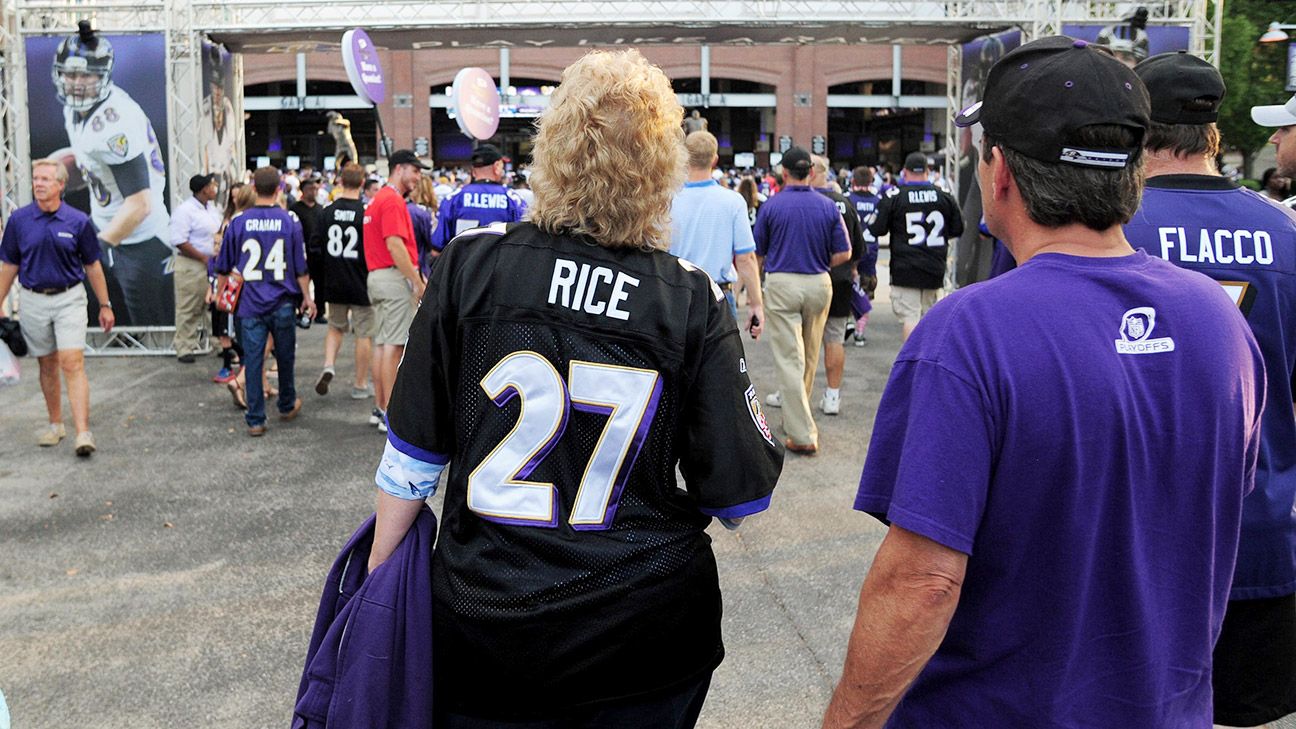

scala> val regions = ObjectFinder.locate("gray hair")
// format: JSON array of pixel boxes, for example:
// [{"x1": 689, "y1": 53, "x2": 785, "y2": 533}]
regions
[{"x1": 981, "y1": 126, "x2": 1145, "y2": 231}]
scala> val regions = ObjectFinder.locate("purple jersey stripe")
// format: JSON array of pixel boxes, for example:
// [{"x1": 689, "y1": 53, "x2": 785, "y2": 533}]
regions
[
  {"x1": 386, "y1": 427, "x2": 451, "y2": 465},
  {"x1": 699, "y1": 493, "x2": 772, "y2": 519}
]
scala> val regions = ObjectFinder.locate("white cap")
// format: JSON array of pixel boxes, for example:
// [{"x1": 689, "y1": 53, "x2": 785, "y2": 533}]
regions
[{"x1": 1251, "y1": 94, "x2": 1296, "y2": 127}]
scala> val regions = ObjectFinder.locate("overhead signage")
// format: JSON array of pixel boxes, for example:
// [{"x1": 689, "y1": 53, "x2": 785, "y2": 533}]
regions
[
  {"x1": 342, "y1": 28, "x2": 386, "y2": 105},
  {"x1": 451, "y1": 67, "x2": 502, "y2": 140}
]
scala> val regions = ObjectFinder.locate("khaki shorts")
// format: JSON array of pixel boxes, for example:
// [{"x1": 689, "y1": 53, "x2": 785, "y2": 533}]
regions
[
  {"x1": 367, "y1": 267, "x2": 416, "y2": 346},
  {"x1": 890, "y1": 285, "x2": 939, "y2": 328},
  {"x1": 19, "y1": 285, "x2": 88, "y2": 357},
  {"x1": 823, "y1": 314, "x2": 851, "y2": 345},
  {"x1": 325, "y1": 302, "x2": 375, "y2": 339}
]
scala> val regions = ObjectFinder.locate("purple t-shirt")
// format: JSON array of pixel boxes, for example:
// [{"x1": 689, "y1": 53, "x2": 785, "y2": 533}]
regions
[
  {"x1": 856, "y1": 251, "x2": 1264, "y2": 727},
  {"x1": 753, "y1": 185, "x2": 849, "y2": 274},
  {"x1": 215, "y1": 205, "x2": 308, "y2": 317},
  {"x1": 0, "y1": 202, "x2": 100, "y2": 290},
  {"x1": 1126, "y1": 174, "x2": 1296, "y2": 598}
]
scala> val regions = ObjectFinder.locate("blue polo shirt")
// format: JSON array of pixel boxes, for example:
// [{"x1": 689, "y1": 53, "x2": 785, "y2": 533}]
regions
[
  {"x1": 0, "y1": 201, "x2": 100, "y2": 290},
  {"x1": 669, "y1": 179, "x2": 755, "y2": 284},
  {"x1": 753, "y1": 185, "x2": 849, "y2": 274}
]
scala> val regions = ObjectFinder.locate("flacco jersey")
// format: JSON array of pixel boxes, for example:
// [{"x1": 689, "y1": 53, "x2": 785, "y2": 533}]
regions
[
  {"x1": 430, "y1": 180, "x2": 526, "y2": 251},
  {"x1": 379, "y1": 222, "x2": 783, "y2": 719},
  {"x1": 65, "y1": 84, "x2": 169, "y2": 245},
  {"x1": 1126, "y1": 174, "x2": 1296, "y2": 598}
]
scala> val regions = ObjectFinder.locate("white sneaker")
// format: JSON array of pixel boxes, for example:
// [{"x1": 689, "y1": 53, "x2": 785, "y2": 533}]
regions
[
  {"x1": 820, "y1": 391, "x2": 840, "y2": 415},
  {"x1": 764, "y1": 391, "x2": 782, "y2": 408},
  {"x1": 37, "y1": 423, "x2": 66, "y2": 447}
]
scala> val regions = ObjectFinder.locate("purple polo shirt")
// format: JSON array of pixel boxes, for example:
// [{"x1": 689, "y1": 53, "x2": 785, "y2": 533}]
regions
[
  {"x1": 857, "y1": 251, "x2": 1264, "y2": 727},
  {"x1": 0, "y1": 201, "x2": 100, "y2": 290},
  {"x1": 753, "y1": 185, "x2": 849, "y2": 274},
  {"x1": 215, "y1": 206, "x2": 308, "y2": 317}
]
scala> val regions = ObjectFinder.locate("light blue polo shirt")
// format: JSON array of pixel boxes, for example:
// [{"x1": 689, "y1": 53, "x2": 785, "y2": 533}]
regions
[{"x1": 669, "y1": 179, "x2": 755, "y2": 285}]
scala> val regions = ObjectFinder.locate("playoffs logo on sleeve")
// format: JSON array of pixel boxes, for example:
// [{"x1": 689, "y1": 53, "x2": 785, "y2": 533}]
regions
[
  {"x1": 1115, "y1": 306, "x2": 1175, "y2": 354},
  {"x1": 745, "y1": 385, "x2": 776, "y2": 446}
]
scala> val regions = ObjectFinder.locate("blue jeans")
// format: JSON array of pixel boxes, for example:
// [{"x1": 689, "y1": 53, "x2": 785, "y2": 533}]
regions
[{"x1": 236, "y1": 303, "x2": 297, "y2": 427}]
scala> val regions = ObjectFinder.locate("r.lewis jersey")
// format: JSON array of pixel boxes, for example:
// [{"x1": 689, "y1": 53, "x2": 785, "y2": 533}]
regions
[
  {"x1": 430, "y1": 180, "x2": 526, "y2": 251},
  {"x1": 315, "y1": 198, "x2": 369, "y2": 306},
  {"x1": 65, "y1": 84, "x2": 169, "y2": 245},
  {"x1": 869, "y1": 181, "x2": 964, "y2": 290},
  {"x1": 382, "y1": 222, "x2": 783, "y2": 719}
]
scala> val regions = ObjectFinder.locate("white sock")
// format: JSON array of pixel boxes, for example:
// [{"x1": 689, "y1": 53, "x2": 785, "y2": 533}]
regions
[{"x1": 826, "y1": 387, "x2": 840, "y2": 398}]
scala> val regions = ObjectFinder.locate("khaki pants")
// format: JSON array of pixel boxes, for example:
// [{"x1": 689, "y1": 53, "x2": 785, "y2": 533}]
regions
[
  {"x1": 764, "y1": 271, "x2": 832, "y2": 447},
  {"x1": 172, "y1": 255, "x2": 209, "y2": 356}
]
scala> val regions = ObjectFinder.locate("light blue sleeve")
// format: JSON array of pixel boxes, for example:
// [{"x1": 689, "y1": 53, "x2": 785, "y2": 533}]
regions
[{"x1": 375, "y1": 432, "x2": 450, "y2": 500}]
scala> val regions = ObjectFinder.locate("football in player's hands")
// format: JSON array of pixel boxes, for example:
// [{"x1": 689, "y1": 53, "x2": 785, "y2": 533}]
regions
[{"x1": 50, "y1": 147, "x2": 85, "y2": 191}]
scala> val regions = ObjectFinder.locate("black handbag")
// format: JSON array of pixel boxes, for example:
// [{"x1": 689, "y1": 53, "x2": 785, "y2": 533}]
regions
[{"x1": 0, "y1": 317, "x2": 28, "y2": 357}]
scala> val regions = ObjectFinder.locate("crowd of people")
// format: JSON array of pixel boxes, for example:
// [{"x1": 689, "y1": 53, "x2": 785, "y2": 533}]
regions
[{"x1": 4, "y1": 37, "x2": 1296, "y2": 729}]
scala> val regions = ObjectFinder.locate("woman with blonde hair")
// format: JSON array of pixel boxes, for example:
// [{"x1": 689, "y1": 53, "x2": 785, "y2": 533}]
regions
[
  {"x1": 358, "y1": 49, "x2": 782, "y2": 728},
  {"x1": 405, "y1": 174, "x2": 438, "y2": 276}
]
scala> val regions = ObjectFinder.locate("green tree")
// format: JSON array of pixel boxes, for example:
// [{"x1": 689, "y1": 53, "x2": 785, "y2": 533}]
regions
[{"x1": 1215, "y1": 0, "x2": 1292, "y2": 176}]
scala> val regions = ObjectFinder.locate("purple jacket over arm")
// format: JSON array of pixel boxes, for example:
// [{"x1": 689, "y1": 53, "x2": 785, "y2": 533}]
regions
[{"x1": 291, "y1": 507, "x2": 437, "y2": 729}]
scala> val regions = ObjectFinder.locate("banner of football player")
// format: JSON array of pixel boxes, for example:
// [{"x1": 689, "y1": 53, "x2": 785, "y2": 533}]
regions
[
  {"x1": 202, "y1": 40, "x2": 239, "y2": 209},
  {"x1": 26, "y1": 30, "x2": 173, "y2": 328},
  {"x1": 953, "y1": 29, "x2": 1021, "y2": 286},
  {"x1": 1060, "y1": 23, "x2": 1191, "y2": 66}
]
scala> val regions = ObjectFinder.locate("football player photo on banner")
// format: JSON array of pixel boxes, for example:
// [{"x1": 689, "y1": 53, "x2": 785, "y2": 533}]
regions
[
  {"x1": 202, "y1": 40, "x2": 238, "y2": 209},
  {"x1": 954, "y1": 29, "x2": 1020, "y2": 285},
  {"x1": 26, "y1": 25, "x2": 173, "y2": 328},
  {"x1": 1061, "y1": 23, "x2": 1191, "y2": 67}
]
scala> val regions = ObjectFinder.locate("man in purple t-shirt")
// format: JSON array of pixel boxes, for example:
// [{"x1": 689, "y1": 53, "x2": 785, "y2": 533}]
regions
[
  {"x1": 214, "y1": 166, "x2": 316, "y2": 436},
  {"x1": 823, "y1": 37, "x2": 1265, "y2": 729}
]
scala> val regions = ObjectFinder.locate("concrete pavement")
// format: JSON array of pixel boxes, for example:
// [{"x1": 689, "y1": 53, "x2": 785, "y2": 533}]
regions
[{"x1": 2, "y1": 260, "x2": 1291, "y2": 728}]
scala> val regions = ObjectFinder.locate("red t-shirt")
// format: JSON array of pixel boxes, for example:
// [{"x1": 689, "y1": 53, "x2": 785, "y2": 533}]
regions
[{"x1": 363, "y1": 185, "x2": 417, "y2": 272}]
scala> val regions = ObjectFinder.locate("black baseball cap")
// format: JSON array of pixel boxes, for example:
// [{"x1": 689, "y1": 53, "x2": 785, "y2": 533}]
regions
[
  {"x1": 781, "y1": 146, "x2": 812, "y2": 174},
  {"x1": 471, "y1": 144, "x2": 503, "y2": 167},
  {"x1": 904, "y1": 152, "x2": 929, "y2": 173},
  {"x1": 389, "y1": 149, "x2": 430, "y2": 170},
  {"x1": 1133, "y1": 51, "x2": 1225, "y2": 125},
  {"x1": 955, "y1": 35, "x2": 1150, "y2": 169},
  {"x1": 188, "y1": 173, "x2": 216, "y2": 194}
]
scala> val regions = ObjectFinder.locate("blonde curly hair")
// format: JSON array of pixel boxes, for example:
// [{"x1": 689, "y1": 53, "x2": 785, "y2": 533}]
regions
[{"x1": 528, "y1": 50, "x2": 685, "y2": 251}]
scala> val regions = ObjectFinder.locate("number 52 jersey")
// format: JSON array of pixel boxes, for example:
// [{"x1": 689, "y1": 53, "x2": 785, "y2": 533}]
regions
[{"x1": 381, "y1": 222, "x2": 784, "y2": 718}]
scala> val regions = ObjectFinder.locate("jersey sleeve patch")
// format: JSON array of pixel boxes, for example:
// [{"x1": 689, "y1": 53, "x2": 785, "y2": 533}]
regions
[
  {"x1": 375, "y1": 432, "x2": 450, "y2": 500},
  {"x1": 107, "y1": 133, "x2": 130, "y2": 159},
  {"x1": 676, "y1": 257, "x2": 724, "y2": 301},
  {"x1": 744, "y1": 385, "x2": 777, "y2": 446}
]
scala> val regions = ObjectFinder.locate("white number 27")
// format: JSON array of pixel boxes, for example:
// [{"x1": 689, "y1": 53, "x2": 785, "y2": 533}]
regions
[{"x1": 468, "y1": 351, "x2": 661, "y2": 530}]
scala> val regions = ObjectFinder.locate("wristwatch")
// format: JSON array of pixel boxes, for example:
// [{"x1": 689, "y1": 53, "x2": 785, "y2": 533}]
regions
[{"x1": 99, "y1": 302, "x2": 112, "y2": 309}]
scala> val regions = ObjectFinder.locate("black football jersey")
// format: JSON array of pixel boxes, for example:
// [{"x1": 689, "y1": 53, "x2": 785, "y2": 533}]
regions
[
  {"x1": 385, "y1": 222, "x2": 783, "y2": 718},
  {"x1": 314, "y1": 198, "x2": 369, "y2": 306},
  {"x1": 869, "y1": 182, "x2": 964, "y2": 290}
]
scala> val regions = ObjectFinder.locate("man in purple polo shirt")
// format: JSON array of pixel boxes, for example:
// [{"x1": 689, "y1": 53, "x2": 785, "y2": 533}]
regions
[
  {"x1": 823, "y1": 37, "x2": 1265, "y2": 728},
  {"x1": 1124, "y1": 52, "x2": 1296, "y2": 727},
  {"x1": 754, "y1": 146, "x2": 850, "y2": 455},
  {"x1": 0, "y1": 158, "x2": 114, "y2": 456},
  {"x1": 214, "y1": 166, "x2": 315, "y2": 436}
]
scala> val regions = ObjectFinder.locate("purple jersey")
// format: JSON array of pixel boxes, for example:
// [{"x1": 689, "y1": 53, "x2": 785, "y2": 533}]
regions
[
  {"x1": 1126, "y1": 174, "x2": 1296, "y2": 598},
  {"x1": 847, "y1": 189, "x2": 882, "y2": 276},
  {"x1": 856, "y1": 251, "x2": 1264, "y2": 727},
  {"x1": 215, "y1": 205, "x2": 308, "y2": 317},
  {"x1": 431, "y1": 180, "x2": 526, "y2": 251}
]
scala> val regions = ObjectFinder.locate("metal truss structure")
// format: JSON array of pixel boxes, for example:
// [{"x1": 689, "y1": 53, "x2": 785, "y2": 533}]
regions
[{"x1": 86, "y1": 326, "x2": 207, "y2": 355}]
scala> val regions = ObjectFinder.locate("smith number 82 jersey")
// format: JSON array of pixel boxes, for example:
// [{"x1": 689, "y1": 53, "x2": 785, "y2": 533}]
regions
[{"x1": 379, "y1": 221, "x2": 783, "y2": 719}]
